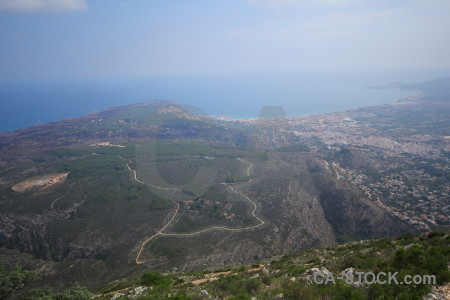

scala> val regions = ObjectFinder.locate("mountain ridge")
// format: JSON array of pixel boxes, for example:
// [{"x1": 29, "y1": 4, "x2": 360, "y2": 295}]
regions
[{"x1": 0, "y1": 90, "x2": 448, "y2": 297}]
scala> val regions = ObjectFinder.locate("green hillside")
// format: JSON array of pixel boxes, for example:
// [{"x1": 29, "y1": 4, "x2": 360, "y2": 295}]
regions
[{"x1": 3, "y1": 232, "x2": 448, "y2": 299}]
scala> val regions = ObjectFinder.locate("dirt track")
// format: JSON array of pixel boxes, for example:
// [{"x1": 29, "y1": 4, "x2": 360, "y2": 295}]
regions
[{"x1": 127, "y1": 159, "x2": 264, "y2": 264}]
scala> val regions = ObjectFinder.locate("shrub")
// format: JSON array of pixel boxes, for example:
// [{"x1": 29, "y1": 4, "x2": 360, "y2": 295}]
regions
[
  {"x1": 0, "y1": 266, "x2": 37, "y2": 298},
  {"x1": 228, "y1": 294, "x2": 252, "y2": 300},
  {"x1": 261, "y1": 275, "x2": 272, "y2": 286},
  {"x1": 427, "y1": 232, "x2": 446, "y2": 239},
  {"x1": 24, "y1": 287, "x2": 54, "y2": 300},
  {"x1": 213, "y1": 275, "x2": 261, "y2": 296},
  {"x1": 168, "y1": 294, "x2": 193, "y2": 300},
  {"x1": 54, "y1": 286, "x2": 91, "y2": 300},
  {"x1": 148, "y1": 197, "x2": 172, "y2": 210},
  {"x1": 24, "y1": 286, "x2": 91, "y2": 300},
  {"x1": 141, "y1": 272, "x2": 172, "y2": 288}
]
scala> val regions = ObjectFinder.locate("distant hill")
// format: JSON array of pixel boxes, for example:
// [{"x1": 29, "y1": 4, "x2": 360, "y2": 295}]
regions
[
  {"x1": 368, "y1": 77, "x2": 450, "y2": 103},
  {"x1": 1, "y1": 93, "x2": 448, "y2": 298}
]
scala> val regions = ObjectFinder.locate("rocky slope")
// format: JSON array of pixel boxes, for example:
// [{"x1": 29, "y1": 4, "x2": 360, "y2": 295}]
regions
[{"x1": 0, "y1": 100, "x2": 418, "y2": 290}]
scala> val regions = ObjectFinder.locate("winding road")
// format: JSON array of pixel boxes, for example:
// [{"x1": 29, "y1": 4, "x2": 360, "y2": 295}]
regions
[
  {"x1": 127, "y1": 159, "x2": 264, "y2": 264},
  {"x1": 127, "y1": 164, "x2": 181, "y2": 192}
]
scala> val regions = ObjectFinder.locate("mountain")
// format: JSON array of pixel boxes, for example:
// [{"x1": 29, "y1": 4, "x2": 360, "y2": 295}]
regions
[
  {"x1": 83, "y1": 232, "x2": 450, "y2": 300},
  {"x1": 3, "y1": 232, "x2": 450, "y2": 299},
  {"x1": 0, "y1": 100, "x2": 251, "y2": 166},
  {"x1": 1, "y1": 83, "x2": 449, "y2": 296}
]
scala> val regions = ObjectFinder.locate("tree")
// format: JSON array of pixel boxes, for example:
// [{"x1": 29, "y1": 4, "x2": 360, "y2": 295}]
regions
[{"x1": 0, "y1": 265, "x2": 37, "y2": 298}]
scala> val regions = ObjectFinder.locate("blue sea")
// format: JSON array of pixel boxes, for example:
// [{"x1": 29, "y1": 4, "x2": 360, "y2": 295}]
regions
[{"x1": 0, "y1": 71, "x2": 443, "y2": 133}]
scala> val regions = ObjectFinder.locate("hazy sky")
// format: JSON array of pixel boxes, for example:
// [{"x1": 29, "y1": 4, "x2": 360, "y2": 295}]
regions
[{"x1": 1, "y1": 0, "x2": 449, "y2": 80}]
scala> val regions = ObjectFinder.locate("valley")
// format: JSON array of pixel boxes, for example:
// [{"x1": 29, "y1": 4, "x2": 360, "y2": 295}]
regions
[{"x1": 0, "y1": 79, "x2": 448, "y2": 298}]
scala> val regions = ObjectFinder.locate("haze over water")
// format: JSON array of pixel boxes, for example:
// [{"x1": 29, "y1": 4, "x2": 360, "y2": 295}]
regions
[
  {"x1": 0, "y1": 71, "x2": 431, "y2": 133},
  {"x1": 1, "y1": 1, "x2": 449, "y2": 132}
]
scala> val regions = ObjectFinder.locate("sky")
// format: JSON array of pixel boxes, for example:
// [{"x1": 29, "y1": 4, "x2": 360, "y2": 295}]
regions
[{"x1": 0, "y1": 0, "x2": 450, "y2": 81}]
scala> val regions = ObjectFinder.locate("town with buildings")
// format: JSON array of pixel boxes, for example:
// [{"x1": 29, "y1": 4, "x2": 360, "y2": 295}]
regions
[{"x1": 242, "y1": 100, "x2": 449, "y2": 231}]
